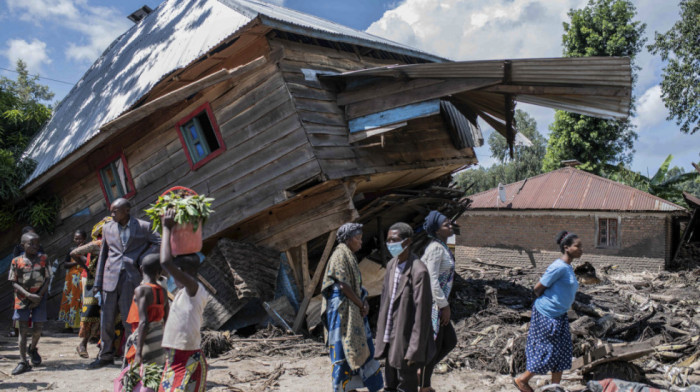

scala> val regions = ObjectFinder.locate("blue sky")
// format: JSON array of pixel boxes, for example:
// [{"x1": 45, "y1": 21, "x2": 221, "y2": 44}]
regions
[{"x1": 1, "y1": 0, "x2": 697, "y2": 176}]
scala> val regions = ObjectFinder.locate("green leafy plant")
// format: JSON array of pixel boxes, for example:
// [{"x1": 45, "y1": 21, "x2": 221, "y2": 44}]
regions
[
  {"x1": 121, "y1": 363, "x2": 163, "y2": 392},
  {"x1": 144, "y1": 191, "x2": 214, "y2": 233}
]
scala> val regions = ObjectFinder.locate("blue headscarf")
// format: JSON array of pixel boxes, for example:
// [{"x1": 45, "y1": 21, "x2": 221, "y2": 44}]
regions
[{"x1": 423, "y1": 210, "x2": 448, "y2": 237}]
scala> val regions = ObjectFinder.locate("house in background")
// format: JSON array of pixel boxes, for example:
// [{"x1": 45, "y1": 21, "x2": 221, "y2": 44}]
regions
[
  {"x1": 0, "y1": 0, "x2": 634, "y2": 323},
  {"x1": 456, "y1": 167, "x2": 688, "y2": 271}
]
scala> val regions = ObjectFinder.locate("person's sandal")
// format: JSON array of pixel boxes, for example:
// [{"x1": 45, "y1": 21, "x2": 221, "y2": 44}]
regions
[
  {"x1": 12, "y1": 361, "x2": 31, "y2": 375},
  {"x1": 513, "y1": 378, "x2": 534, "y2": 392},
  {"x1": 76, "y1": 345, "x2": 89, "y2": 358}
]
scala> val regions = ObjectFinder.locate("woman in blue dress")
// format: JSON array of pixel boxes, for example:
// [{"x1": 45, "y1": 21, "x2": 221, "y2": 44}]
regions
[{"x1": 514, "y1": 230, "x2": 582, "y2": 392}]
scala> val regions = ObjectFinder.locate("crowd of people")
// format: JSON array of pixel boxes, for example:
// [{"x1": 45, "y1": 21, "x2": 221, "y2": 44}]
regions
[
  {"x1": 8, "y1": 200, "x2": 583, "y2": 392},
  {"x1": 321, "y1": 212, "x2": 583, "y2": 392},
  {"x1": 8, "y1": 198, "x2": 209, "y2": 391}
]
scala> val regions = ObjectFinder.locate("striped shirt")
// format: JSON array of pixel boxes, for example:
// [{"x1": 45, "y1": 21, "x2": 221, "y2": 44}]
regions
[{"x1": 383, "y1": 260, "x2": 407, "y2": 343}]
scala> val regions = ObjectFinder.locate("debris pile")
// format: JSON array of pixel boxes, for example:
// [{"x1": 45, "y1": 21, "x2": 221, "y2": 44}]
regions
[
  {"x1": 204, "y1": 325, "x2": 325, "y2": 363},
  {"x1": 442, "y1": 263, "x2": 700, "y2": 390}
]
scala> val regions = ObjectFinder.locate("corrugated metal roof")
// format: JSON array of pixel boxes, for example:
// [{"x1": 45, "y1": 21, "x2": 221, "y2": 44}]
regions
[
  {"x1": 219, "y1": 0, "x2": 443, "y2": 62},
  {"x1": 325, "y1": 57, "x2": 632, "y2": 120},
  {"x1": 23, "y1": 0, "x2": 441, "y2": 188},
  {"x1": 439, "y1": 100, "x2": 483, "y2": 149},
  {"x1": 468, "y1": 167, "x2": 685, "y2": 212}
]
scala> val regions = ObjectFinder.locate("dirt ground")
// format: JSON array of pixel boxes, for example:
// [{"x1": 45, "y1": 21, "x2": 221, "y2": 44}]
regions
[{"x1": 0, "y1": 321, "x2": 585, "y2": 392}]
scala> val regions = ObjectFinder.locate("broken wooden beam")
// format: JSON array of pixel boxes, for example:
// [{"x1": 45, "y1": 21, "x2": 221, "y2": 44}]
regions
[{"x1": 292, "y1": 231, "x2": 337, "y2": 333}]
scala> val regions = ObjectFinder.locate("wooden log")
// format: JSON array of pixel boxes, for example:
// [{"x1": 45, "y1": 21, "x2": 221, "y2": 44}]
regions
[
  {"x1": 293, "y1": 230, "x2": 337, "y2": 333},
  {"x1": 572, "y1": 336, "x2": 664, "y2": 372},
  {"x1": 285, "y1": 249, "x2": 302, "y2": 293},
  {"x1": 300, "y1": 242, "x2": 310, "y2": 293}
]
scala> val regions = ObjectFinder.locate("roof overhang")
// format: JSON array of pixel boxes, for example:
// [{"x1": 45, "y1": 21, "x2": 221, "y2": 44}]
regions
[
  {"x1": 321, "y1": 57, "x2": 632, "y2": 151},
  {"x1": 22, "y1": 55, "x2": 271, "y2": 195}
]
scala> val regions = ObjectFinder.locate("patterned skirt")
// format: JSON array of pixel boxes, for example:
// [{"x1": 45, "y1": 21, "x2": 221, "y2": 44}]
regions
[
  {"x1": 327, "y1": 288, "x2": 383, "y2": 392},
  {"x1": 159, "y1": 348, "x2": 207, "y2": 392},
  {"x1": 79, "y1": 277, "x2": 101, "y2": 339},
  {"x1": 58, "y1": 266, "x2": 82, "y2": 329},
  {"x1": 525, "y1": 306, "x2": 572, "y2": 374}
]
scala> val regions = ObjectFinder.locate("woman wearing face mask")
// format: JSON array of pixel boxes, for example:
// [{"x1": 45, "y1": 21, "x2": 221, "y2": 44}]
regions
[
  {"x1": 418, "y1": 211, "x2": 457, "y2": 392},
  {"x1": 321, "y1": 223, "x2": 383, "y2": 392}
]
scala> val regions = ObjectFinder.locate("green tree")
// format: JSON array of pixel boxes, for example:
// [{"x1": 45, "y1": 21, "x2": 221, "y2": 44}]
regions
[
  {"x1": 0, "y1": 60, "x2": 58, "y2": 232},
  {"x1": 455, "y1": 110, "x2": 547, "y2": 194},
  {"x1": 602, "y1": 155, "x2": 700, "y2": 206},
  {"x1": 647, "y1": 0, "x2": 700, "y2": 135},
  {"x1": 542, "y1": 0, "x2": 646, "y2": 174}
]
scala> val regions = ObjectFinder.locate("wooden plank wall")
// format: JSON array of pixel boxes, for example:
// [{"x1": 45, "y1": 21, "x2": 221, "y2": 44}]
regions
[
  {"x1": 272, "y1": 38, "x2": 477, "y2": 187},
  {"x1": 4, "y1": 33, "x2": 324, "y2": 270}
]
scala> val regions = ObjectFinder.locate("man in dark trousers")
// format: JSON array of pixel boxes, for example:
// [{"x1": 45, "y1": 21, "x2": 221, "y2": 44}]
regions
[
  {"x1": 375, "y1": 222, "x2": 435, "y2": 392},
  {"x1": 88, "y1": 198, "x2": 160, "y2": 369}
]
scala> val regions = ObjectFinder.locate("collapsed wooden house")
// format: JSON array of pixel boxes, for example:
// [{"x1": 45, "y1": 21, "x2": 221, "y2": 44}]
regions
[{"x1": 0, "y1": 0, "x2": 633, "y2": 327}]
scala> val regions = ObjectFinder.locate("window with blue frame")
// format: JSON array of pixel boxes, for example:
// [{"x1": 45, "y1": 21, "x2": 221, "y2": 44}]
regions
[
  {"x1": 176, "y1": 103, "x2": 225, "y2": 170},
  {"x1": 97, "y1": 152, "x2": 135, "y2": 205}
]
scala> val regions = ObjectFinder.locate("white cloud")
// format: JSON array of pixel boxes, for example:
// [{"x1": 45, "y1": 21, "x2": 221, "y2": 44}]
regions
[
  {"x1": 264, "y1": 0, "x2": 286, "y2": 5},
  {"x1": 3, "y1": 38, "x2": 51, "y2": 73},
  {"x1": 7, "y1": 0, "x2": 131, "y2": 63},
  {"x1": 367, "y1": 0, "x2": 695, "y2": 173},
  {"x1": 633, "y1": 85, "x2": 667, "y2": 130},
  {"x1": 367, "y1": 0, "x2": 589, "y2": 61}
]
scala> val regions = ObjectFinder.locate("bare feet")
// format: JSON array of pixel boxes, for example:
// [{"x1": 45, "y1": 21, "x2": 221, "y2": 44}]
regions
[{"x1": 513, "y1": 378, "x2": 534, "y2": 392}]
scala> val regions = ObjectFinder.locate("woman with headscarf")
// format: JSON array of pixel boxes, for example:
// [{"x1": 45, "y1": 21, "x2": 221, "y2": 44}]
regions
[
  {"x1": 70, "y1": 217, "x2": 111, "y2": 358},
  {"x1": 514, "y1": 231, "x2": 582, "y2": 392},
  {"x1": 321, "y1": 223, "x2": 383, "y2": 392},
  {"x1": 59, "y1": 230, "x2": 89, "y2": 332},
  {"x1": 419, "y1": 211, "x2": 458, "y2": 392}
]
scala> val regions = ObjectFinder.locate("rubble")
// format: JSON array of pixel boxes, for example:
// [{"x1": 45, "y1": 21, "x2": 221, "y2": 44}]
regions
[{"x1": 440, "y1": 263, "x2": 700, "y2": 390}]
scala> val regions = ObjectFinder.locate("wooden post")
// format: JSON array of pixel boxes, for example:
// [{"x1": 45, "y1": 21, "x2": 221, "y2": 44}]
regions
[
  {"x1": 292, "y1": 231, "x2": 337, "y2": 333},
  {"x1": 300, "y1": 242, "x2": 310, "y2": 291},
  {"x1": 378, "y1": 216, "x2": 388, "y2": 265},
  {"x1": 285, "y1": 248, "x2": 303, "y2": 296}
]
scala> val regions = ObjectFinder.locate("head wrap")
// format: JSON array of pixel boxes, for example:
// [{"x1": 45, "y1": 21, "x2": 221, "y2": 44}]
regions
[
  {"x1": 91, "y1": 216, "x2": 113, "y2": 240},
  {"x1": 336, "y1": 222, "x2": 363, "y2": 244},
  {"x1": 423, "y1": 210, "x2": 448, "y2": 237},
  {"x1": 559, "y1": 231, "x2": 577, "y2": 244}
]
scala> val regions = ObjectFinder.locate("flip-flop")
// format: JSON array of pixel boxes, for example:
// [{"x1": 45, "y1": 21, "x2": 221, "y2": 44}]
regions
[
  {"x1": 76, "y1": 346, "x2": 89, "y2": 358},
  {"x1": 513, "y1": 379, "x2": 534, "y2": 392}
]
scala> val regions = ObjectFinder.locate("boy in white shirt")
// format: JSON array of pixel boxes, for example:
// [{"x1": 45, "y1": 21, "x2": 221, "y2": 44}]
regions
[{"x1": 158, "y1": 209, "x2": 209, "y2": 392}]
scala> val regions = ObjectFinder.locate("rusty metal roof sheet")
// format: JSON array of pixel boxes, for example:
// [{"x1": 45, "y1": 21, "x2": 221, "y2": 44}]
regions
[{"x1": 468, "y1": 167, "x2": 685, "y2": 212}]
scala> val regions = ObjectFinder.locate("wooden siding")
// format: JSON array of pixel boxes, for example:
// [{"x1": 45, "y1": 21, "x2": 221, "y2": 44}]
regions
[
  {"x1": 4, "y1": 33, "x2": 323, "y2": 268},
  {"x1": 272, "y1": 38, "x2": 477, "y2": 186}
]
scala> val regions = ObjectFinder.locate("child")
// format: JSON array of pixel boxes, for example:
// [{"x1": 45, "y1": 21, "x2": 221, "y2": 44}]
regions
[
  {"x1": 375, "y1": 222, "x2": 435, "y2": 392},
  {"x1": 8, "y1": 232, "x2": 50, "y2": 375},
  {"x1": 158, "y1": 209, "x2": 209, "y2": 392},
  {"x1": 124, "y1": 254, "x2": 169, "y2": 368}
]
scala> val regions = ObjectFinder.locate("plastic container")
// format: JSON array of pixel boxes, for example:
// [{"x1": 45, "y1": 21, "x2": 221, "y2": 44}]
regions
[
  {"x1": 170, "y1": 221, "x2": 202, "y2": 256},
  {"x1": 160, "y1": 186, "x2": 203, "y2": 256}
]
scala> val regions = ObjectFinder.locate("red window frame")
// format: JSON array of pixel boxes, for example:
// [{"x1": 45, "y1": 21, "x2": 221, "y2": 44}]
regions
[
  {"x1": 175, "y1": 102, "x2": 226, "y2": 171},
  {"x1": 96, "y1": 151, "x2": 136, "y2": 207}
]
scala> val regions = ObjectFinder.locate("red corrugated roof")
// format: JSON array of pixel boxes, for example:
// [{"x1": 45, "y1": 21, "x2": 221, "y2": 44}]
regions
[{"x1": 468, "y1": 167, "x2": 685, "y2": 212}]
